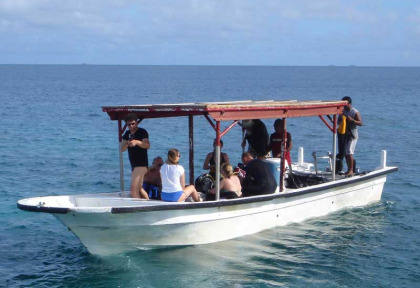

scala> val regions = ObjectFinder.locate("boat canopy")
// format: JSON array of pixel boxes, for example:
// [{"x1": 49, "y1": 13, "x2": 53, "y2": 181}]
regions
[
  {"x1": 103, "y1": 100, "x2": 346, "y2": 121},
  {"x1": 102, "y1": 99, "x2": 347, "y2": 197}
]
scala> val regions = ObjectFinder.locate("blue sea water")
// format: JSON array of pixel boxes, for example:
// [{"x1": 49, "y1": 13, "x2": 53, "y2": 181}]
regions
[{"x1": 0, "y1": 65, "x2": 419, "y2": 287}]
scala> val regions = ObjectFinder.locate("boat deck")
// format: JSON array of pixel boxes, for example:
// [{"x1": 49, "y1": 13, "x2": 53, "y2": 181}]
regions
[{"x1": 18, "y1": 169, "x2": 365, "y2": 211}]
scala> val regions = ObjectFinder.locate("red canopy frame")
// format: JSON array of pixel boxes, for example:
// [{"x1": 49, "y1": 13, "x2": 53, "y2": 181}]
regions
[{"x1": 103, "y1": 100, "x2": 345, "y2": 197}]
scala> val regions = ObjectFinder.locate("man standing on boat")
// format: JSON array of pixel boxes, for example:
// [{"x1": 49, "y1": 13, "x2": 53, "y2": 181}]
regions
[
  {"x1": 241, "y1": 119, "x2": 270, "y2": 158},
  {"x1": 122, "y1": 113, "x2": 150, "y2": 198},
  {"x1": 269, "y1": 118, "x2": 293, "y2": 166},
  {"x1": 341, "y1": 96, "x2": 362, "y2": 176}
]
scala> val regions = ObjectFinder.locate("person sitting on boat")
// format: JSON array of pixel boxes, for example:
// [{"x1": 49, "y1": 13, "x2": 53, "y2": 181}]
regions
[
  {"x1": 269, "y1": 119, "x2": 293, "y2": 166},
  {"x1": 241, "y1": 119, "x2": 270, "y2": 158},
  {"x1": 160, "y1": 149, "x2": 202, "y2": 202},
  {"x1": 141, "y1": 156, "x2": 164, "y2": 200},
  {"x1": 241, "y1": 158, "x2": 277, "y2": 197},
  {"x1": 121, "y1": 113, "x2": 150, "y2": 199},
  {"x1": 207, "y1": 163, "x2": 242, "y2": 200},
  {"x1": 202, "y1": 139, "x2": 230, "y2": 180},
  {"x1": 235, "y1": 152, "x2": 254, "y2": 183},
  {"x1": 238, "y1": 152, "x2": 254, "y2": 171},
  {"x1": 341, "y1": 96, "x2": 362, "y2": 177}
]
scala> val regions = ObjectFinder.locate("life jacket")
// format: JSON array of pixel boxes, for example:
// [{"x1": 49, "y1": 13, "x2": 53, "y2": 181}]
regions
[{"x1": 338, "y1": 115, "x2": 346, "y2": 135}]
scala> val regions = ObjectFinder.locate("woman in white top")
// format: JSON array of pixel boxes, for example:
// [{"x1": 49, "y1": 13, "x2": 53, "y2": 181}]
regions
[{"x1": 160, "y1": 149, "x2": 201, "y2": 202}]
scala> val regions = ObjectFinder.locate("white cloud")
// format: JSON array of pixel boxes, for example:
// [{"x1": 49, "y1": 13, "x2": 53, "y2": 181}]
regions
[
  {"x1": 0, "y1": 0, "x2": 132, "y2": 36},
  {"x1": 0, "y1": 0, "x2": 44, "y2": 11},
  {"x1": 0, "y1": 0, "x2": 394, "y2": 40},
  {"x1": 0, "y1": 0, "x2": 418, "y2": 65},
  {"x1": 409, "y1": 6, "x2": 420, "y2": 34}
]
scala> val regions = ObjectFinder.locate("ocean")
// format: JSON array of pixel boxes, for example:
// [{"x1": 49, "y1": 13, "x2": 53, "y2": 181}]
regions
[{"x1": 0, "y1": 65, "x2": 419, "y2": 287}]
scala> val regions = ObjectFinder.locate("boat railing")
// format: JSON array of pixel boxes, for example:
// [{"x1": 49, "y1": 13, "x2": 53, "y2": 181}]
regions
[{"x1": 312, "y1": 151, "x2": 333, "y2": 175}]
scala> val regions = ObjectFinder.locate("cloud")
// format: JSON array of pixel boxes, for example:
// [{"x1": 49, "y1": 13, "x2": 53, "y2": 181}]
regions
[
  {"x1": 0, "y1": 1, "x2": 399, "y2": 40},
  {"x1": 409, "y1": 6, "x2": 420, "y2": 34},
  {"x1": 0, "y1": 0, "x2": 418, "y2": 65}
]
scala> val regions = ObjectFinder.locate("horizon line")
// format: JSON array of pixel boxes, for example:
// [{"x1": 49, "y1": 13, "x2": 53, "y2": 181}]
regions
[{"x1": 0, "y1": 63, "x2": 419, "y2": 68}]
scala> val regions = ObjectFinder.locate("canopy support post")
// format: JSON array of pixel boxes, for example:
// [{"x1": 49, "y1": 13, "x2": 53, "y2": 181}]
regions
[
  {"x1": 220, "y1": 120, "x2": 239, "y2": 137},
  {"x1": 332, "y1": 114, "x2": 337, "y2": 181},
  {"x1": 204, "y1": 114, "x2": 216, "y2": 130},
  {"x1": 319, "y1": 115, "x2": 334, "y2": 132},
  {"x1": 280, "y1": 119, "x2": 287, "y2": 192},
  {"x1": 118, "y1": 119, "x2": 125, "y2": 195},
  {"x1": 189, "y1": 115, "x2": 194, "y2": 185},
  {"x1": 215, "y1": 121, "x2": 221, "y2": 201}
]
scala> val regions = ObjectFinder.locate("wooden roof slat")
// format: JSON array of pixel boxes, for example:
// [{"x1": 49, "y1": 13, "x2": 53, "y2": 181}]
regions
[{"x1": 103, "y1": 100, "x2": 347, "y2": 121}]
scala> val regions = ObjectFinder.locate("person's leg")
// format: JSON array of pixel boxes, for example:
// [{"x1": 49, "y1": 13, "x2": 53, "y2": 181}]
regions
[
  {"x1": 344, "y1": 139, "x2": 357, "y2": 176},
  {"x1": 345, "y1": 155, "x2": 350, "y2": 174},
  {"x1": 131, "y1": 167, "x2": 148, "y2": 199},
  {"x1": 337, "y1": 133, "x2": 346, "y2": 160},
  {"x1": 346, "y1": 155, "x2": 354, "y2": 176},
  {"x1": 139, "y1": 184, "x2": 150, "y2": 199},
  {"x1": 178, "y1": 185, "x2": 201, "y2": 202}
]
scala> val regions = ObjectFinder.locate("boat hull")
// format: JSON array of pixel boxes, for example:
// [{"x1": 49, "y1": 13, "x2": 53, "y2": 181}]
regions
[{"x1": 49, "y1": 171, "x2": 390, "y2": 255}]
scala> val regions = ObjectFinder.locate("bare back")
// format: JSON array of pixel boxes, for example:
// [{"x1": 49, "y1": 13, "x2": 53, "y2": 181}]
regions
[
  {"x1": 220, "y1": 175, "x2": 242, "y2": 193},
  {"x1": 144, "y1": 165, "x2": 161, "y2": 186}
]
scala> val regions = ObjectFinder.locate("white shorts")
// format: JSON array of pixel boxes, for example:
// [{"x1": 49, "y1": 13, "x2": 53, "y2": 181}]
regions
[{"x1": 345, "y1": 139, "x2": 357, "y2": 155}]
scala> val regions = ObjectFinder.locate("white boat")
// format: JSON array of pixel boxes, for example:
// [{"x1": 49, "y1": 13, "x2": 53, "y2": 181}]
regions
[{"x1": 17, "y1": 100, "x2": 397, "y2": 255}]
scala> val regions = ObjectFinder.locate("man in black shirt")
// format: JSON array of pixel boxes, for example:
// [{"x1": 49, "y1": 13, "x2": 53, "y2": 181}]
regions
[
  {"x1": 241, "y1": 159, "x2": 277, "y2": 197},
  {"x1": 122, "y1": 113, "x2": 150, "y2": 198}
]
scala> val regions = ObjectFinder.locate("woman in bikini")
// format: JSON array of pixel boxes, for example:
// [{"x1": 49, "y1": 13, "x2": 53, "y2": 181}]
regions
[
  {"x1": 209, "y1": 163, "x2": 242, "y2": 199},
  {"x1": 202, "y1": 139, "x2": 230, "y2": 180}
]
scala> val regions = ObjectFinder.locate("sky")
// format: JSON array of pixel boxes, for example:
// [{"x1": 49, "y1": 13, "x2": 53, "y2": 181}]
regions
[{"x1": 0, "y1": 0, "x2": 419, "y2": 66}]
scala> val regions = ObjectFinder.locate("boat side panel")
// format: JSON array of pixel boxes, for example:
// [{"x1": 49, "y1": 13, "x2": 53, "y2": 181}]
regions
[
  {"x1": 16, "y1": 168, "x2": 397, "y2": 215},
  {"x1": 54, "y1": 175, "x2": 387, "y2": 255}
]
